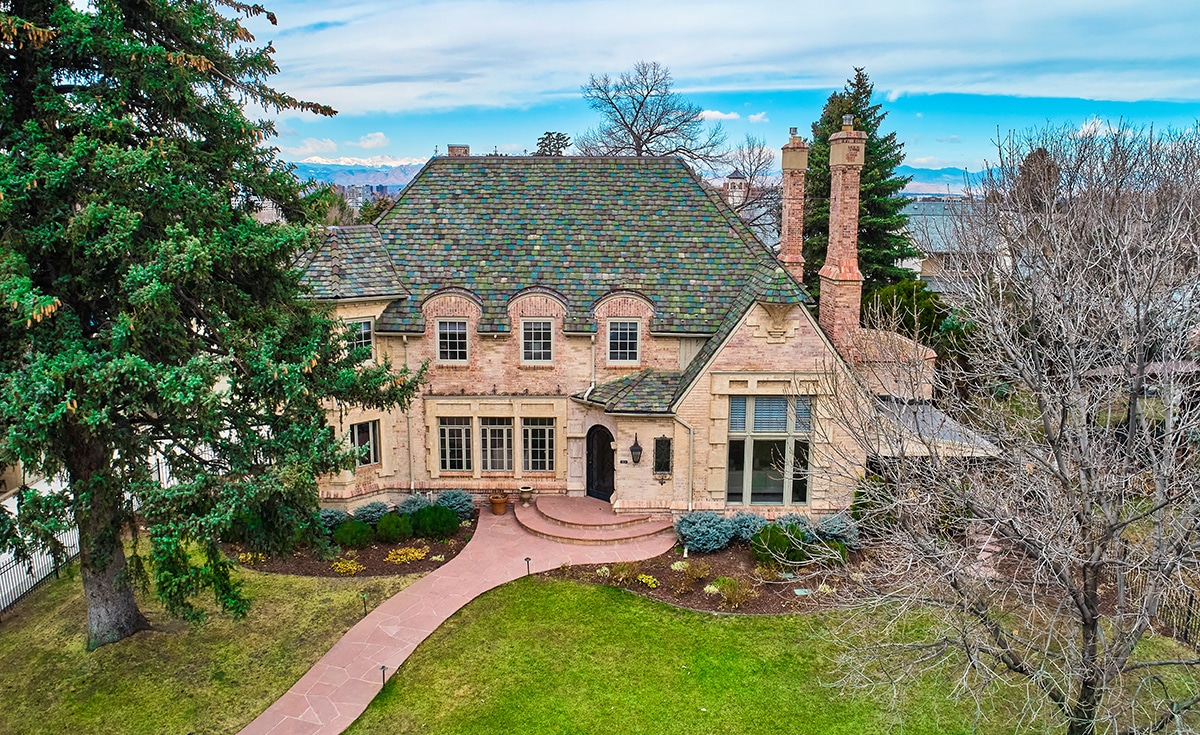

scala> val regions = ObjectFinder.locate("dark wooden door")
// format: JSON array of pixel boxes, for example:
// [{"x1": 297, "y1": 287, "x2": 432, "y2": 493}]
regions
[{"x1": 586, "y1": 425, "x2": 615, "y2": 502}]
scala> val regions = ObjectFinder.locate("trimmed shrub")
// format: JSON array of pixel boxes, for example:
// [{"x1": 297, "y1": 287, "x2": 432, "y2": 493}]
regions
[
  {"x1": 436, "y1": 489, "x2": 476, "y2": 520},
  {"x1": 729, "y1": 511, "x2": 768, "y2": 542},
  {"x1": 353, "y1": 501, "x2": 390, "y2": 527},
  {"x1": 816, "y1": 514, "x2": 861, "y2": 550},
  {"x1": 376, "y1": 512, "x2": 413, "y2": 544},
  {"x1": 319, "y1": 508, "x2": 350, "y2": 533},
  {"x1": 411, "y1": 504, "x2": 460, "y2": 540},
  {"x1": 751, "y1": 524, "x2": 809, "y2": 567},
  {"x1": 397, "y1": 493, "x2": 430, "y2": 515},
  {"x1": 674, "y1": 511, "x2": 735, "y2": 553},
  {"x1": 332, "y1": 519, "x2": 374, "y2": 549},
  {"x1": 776, "y1": 514, "x2": 817, "y2": 542}
]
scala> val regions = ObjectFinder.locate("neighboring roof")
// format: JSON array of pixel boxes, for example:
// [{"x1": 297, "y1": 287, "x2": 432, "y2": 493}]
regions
[
  {"x1": 903, "y1": 199, "x2": 968, "y2": 255},
  {"x1": 371, "y1": 156, "x2": 807, "y2": 334},
  {"x1": 877, "y1": 397, "x2": 999, "y2": 456},
  {"x1": 573, "y1": 370, "x2": 682, "y2": 414},
  {"x1": 301, "y1": 225, "x2": 408, "y2": 300}
]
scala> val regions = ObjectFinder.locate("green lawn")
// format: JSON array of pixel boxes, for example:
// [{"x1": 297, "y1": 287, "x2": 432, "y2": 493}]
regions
[
  {"x1": 0, "y1": 565, "x2": 417, "y2": 735},
  {"x1": 347, "y1": 577, "x2": 1010, "y2": 735}
]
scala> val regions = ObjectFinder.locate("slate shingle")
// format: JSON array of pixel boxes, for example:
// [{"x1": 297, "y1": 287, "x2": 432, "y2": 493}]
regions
[{"x1": 301, "y1": 225, "x2": 408, "y2": 300}]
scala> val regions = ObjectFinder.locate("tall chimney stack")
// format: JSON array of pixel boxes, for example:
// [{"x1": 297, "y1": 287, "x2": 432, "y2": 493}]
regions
[
  {"x1": 818, "y1": 115, "x2": 867, "y2": 354},
  {"x1": 778, "y1": 127, "x2": 809, "y2": 284}
]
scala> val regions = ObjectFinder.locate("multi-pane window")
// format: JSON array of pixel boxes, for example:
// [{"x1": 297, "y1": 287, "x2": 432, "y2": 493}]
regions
[
  {"x1": 347, "y1": 320, "x2": 373, "y2": 360},
  {"x1": 438, "y1": 417, "x2": 472, "y2": 472},
  {"x1": 522, "y1": 320, "x2": 553, "y2": 363},
  {"x1": 437, "y1": 320, "x2": 468, "y2": 362},
  {"x1": 480, "y1": 417, "x2": 513, "y2": 471},
  {"x1": 350, "y1": 420, "x2": 380, "y2": 466},
  {"x1": 726, "y1": 396, "x2": 813, "y2": 505},
  {"x1": 608, "y1": 321, "x2": 639, "y2": 363},
  {"x1": 522, "y1": 418, "x2": 555, "y2": 472}
]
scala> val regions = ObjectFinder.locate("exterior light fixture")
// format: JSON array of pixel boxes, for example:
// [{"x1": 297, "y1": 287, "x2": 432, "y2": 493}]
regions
[{"x1": 630, "y1": 434, "x2": 643, "y2": 464}]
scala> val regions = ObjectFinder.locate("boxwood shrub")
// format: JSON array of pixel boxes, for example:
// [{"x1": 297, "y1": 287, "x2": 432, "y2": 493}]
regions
[
  {"x1": 319, "y1": 508, "x2": 350, "y2": 534},
  {"x1": 332, "y1": 519, "x2": 374, "y2": 549},
  {"x1": 729, "y1": 511, "x2": 768, "y2": 542},
  {"x1": 376, "y1": 512, "x2": 414, "y2": 544},
  {"x1": 397, "y1": 493, "x2": 430, "y2": 515},
  {"x1": 751, "y1": 524, "x2": 809, "y2": 567},
  {"x1": 776, "y1": 513, "x2": 817, "y2": 542},
  {"x1": 436, "y1": 489, "x2": 476, "y2": 520},
  {"x1": 412, "y1": 504, "x2": 460, "y2": 540},
  {"x1": 352, "y1": 501, "x2": 390, "y2": 527},
  {"x1": 674, "y1": 511, "x2": 735, "y2": 553}
]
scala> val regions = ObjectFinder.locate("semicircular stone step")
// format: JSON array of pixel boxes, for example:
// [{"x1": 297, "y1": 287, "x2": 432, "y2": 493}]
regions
[
  {"x1": 533, "y1": 495, "x2": 655, "y2": 530},
  {"x1": 514, "y1": 500, "x2": 675, "y2": 546}
]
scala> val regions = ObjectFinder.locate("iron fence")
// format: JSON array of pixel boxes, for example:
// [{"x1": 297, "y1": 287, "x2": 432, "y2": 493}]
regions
[
  {"x1": 1128, "y1": 572, "x2": 1200, "y2": 647},
  {"x1": 0, "y1": 527, "x2": 79, "y2": 620}
]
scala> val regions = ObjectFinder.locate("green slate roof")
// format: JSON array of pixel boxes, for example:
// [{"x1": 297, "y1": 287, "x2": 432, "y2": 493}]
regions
[
  {"x1": 301, "y1": 225, "x2": 407, "y2": 300},
  {"x1": 573, "y1": 370, "x2": 682, "y2": 414},
  {"x1": 370, "y1": 156, "x2": 808, "y2": 335}
]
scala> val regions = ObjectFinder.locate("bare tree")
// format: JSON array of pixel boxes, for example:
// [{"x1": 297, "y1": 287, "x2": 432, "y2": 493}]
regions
[
  {"x1": 835, "y1": 123, "x2": 1200, "y2": 735},
  {"x1": 724, "y1": 133, "x2": 782, "y2": 246},
  {"x1": 576, "y1": 60, "x2": 726, "y2": 168}
]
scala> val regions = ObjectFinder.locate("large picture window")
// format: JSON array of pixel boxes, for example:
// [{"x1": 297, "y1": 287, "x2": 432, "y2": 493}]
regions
[
  {"x1": 522, "y1": 418, "x2": 555, "y2": 472},
  {"x1": 437, "y1": 320, "x2": 468, "y2": 362},
  {"x1": 480, "y1": 417, "x2": 513, "y2": 471},
  {"x1": 350, "y1": 420, "x2": 380, "y2": 466},
  {"x1": 438, "y1": 417, "x2": 472, "y2": 472},
  {"x1": 608, "y1": 321, "x2": 639, "y2": 363},
  {"x1": 522, "y1": 320, "x2": 553, "y2": 363},
  {"x1": 726, "y1": 396, "x2": 812, "y2": 505}
]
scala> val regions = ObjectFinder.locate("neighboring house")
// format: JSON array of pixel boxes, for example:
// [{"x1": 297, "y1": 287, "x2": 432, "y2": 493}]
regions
[
  {"x1": 302, "y1": 122, "x2": 971, "y2": 518},
  {"x1": 902, "y1": 198, "x2": 970, "y2": 293}
]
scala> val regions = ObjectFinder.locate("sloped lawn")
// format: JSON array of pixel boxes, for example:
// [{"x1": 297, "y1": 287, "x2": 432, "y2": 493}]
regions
[
  {"x1": 0, "y1": 565, "x2": 417, "y2": 735},
  {"x1": 347, "y1": 576, "x2": 1019, "y2": 735}
]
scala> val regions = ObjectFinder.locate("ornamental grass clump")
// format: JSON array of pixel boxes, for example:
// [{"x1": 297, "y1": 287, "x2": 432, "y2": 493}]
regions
[
  {"x1": 435, "y1": 490, "x2": 476, "y2": 520},
  {"x1": 610, "y1": 561, "x2": 640, "y2": 585},
  {"x1": 411, "y1": 505, "x2": 460, "y2": 540},
  {"x1": 712, "y1": 576, "x2": 756, "y2": 609},
  {"x1": 375, "y1": 513, "x2": 413, "y2": 544},
  {"x1": 674, "y1": 511, "x2": 735, "y2": 553},
  {"x1": 352, "y1": 501, "x2": 390, "y2": 527},
  {"x1": 397, "y1": 493, "x2": 430, "y2": 515},
  {"x1": 385, "y1": 546, "x2": 429, "y2": 564}
]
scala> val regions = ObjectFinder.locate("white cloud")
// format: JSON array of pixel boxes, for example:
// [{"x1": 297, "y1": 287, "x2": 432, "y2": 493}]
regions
[
  {"x1": 748, "y1": 112, "x2": 769, "y2": 124},
  {"x1": 935, "y1": 135, "x2": 962, "y2": 144},
  {"x1": 281, "y1": 137, "x2": 337, "y2": 157},
  {"x1": 886, "y1": 89, "x2": 903, "y2": 102},
  {"x1": 353, "y1": 131, "x2": 390, "y2": 149},
  {"x1": 698, "y1": 110, "x2": 740, "y2": 121},
  {"x1": 299, "y1": 155, "x2": 427, "y2": 167}
]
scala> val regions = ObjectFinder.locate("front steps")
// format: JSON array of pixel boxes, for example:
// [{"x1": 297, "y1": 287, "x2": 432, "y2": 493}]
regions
[{"x1": 514, "y1": 496, "x2": 675, "y2": 546}]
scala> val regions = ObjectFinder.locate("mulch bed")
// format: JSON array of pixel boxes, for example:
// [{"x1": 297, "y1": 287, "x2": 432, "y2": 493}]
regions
[
  {"x1": 222, "y1": 518, "x2": 476, "y2": 578},
  {"x1": 544, "y1": 541, "x2": 871, "y2": 615}
]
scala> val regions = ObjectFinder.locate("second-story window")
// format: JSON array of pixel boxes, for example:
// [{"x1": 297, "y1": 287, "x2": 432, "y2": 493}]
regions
[
  {"x1": 522, "y1": 320, "x2": 553, "y2": 363},
  {"x1": 438, "y1": 320, "x2": 468, "y2": 362},
  {"x1": 347, "y1": 319, "x2": 373, "y2": 360},
  {"x1": 608, "y1": 320, "x2": 639, "y2": 363}
]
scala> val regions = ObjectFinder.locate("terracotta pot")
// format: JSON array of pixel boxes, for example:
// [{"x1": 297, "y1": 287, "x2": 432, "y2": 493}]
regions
[{"x1": 489, "y1": 493, "x2": 509, "y2": 515}]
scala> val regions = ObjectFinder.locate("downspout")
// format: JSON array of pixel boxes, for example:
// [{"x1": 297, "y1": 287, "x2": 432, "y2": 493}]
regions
[
  {"x1": 403, "y1": 335, "x2": 415, "y2": 491},
  {"x1": 583, "y1": 334, "x2": 597, "y2": 400},
  {"x1": 675, "y1": 415, "x2": 695, "y2": 512}
]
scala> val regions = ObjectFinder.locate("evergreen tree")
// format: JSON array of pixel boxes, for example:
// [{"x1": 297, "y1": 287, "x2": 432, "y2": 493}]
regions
[
  {"x1": 0, "y1": 0, "x2": 423, "y2": 648},
  {"x1": 804, "y1": 68, "x2": 918, "y2": 302}
]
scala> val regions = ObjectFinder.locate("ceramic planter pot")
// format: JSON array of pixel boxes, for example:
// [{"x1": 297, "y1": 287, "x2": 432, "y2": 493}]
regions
[
  {"x1": 488, "y1": 492, "x2": 509, "y2": 515},
  {"x1": 519, "y1": 486, "x2": 533, "y2": 507}
]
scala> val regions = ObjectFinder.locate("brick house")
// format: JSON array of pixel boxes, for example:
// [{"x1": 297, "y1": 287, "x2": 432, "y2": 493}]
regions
[{"x1": 303, "y1": 120, "x2": 956, "y2": 518}]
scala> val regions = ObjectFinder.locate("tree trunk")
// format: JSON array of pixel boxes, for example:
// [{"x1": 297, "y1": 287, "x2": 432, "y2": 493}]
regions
[{"x1": 71, "y1": 434, "x2": 149, "y2": 650}]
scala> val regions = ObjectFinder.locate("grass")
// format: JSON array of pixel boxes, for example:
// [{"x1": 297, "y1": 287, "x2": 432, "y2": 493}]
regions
[
  {"x1": 0, "y1": 563, "x2": 417, "y2": 735},
  {"x1": 346, "y1": 577, "x2": 1012, "y2": 735}
]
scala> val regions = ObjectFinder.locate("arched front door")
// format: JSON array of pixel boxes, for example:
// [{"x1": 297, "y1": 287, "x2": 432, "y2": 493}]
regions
[{"x1": 586, "y1": 425, "x2": 616, "y2": 502}]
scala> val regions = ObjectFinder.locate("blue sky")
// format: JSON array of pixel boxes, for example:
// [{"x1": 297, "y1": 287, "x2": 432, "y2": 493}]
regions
[{"x1": 251, "y1": 0, "x2": 1200, "y2": 172}]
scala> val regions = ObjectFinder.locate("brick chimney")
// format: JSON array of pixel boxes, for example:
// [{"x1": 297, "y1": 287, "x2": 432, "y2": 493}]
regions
[
  {"x1": 778, "y1": 127, "x2": 808, "y2": 283},
  {"x1": 818, "y1": 115, "x2": 867, "y2": 354},
  {"x1": 447, "y1": 144, "x2": 470, "y2": 157}
]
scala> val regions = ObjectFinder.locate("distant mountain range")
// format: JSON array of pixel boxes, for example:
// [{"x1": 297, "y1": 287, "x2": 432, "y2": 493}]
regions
[{"x1": 287, "y1": 158, "x2": 985, "y2": 195}]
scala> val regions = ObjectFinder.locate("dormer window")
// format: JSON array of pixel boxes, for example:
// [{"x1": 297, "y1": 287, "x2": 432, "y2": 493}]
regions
[
  {"x1": 522, "y1": 320, "x2": 553, "y2": 363},
  {"x1": 608, "y1": 320, "x2": 639, "y2": 364},
  {"x1": 437, "y1": 320, "x2": 468, "y2": 363}
]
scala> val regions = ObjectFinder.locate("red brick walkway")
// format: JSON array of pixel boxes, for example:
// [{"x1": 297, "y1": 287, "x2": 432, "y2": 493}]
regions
[{"x1": 239, "y1": 506, "x2": 676, "y2": 735}]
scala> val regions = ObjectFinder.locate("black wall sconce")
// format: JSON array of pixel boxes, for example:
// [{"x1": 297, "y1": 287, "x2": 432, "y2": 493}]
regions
[{"x1": 630, "y1": 434, "x2": 643, "y2": 464}]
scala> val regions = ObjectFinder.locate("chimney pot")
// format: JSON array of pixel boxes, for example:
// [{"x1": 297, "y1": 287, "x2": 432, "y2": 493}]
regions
[
  {"x1": 789, "y1": 126, "x2": 797, "y2": 136},
  {"x1": 841, "y1": 114, "x2": 854, "y2": 130}
]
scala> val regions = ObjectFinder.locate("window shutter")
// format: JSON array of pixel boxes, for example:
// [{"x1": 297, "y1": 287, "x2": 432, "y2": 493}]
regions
[
  {"x1": 729, "y1": 396, "x2": 746, "y2": 433},
  {"x1": 753, "y1": 396, "x2": 788, "y2": 432},
  {"x1": 794, "y1": 396, "x2": 812, "y2": 433}
]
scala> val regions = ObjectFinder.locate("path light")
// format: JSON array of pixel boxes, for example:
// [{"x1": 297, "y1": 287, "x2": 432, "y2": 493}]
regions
[
  {"x1": 380, "y1": 665, "x2": 387, "y2": 686},
  {"x1": 525, "y1": 557, "x2": 531, "y2": 576},
  {"x1": 630, "y1": 434, "x2": 643, "y2": 464},
  {"x1": 361, "y1": 591, "x2": 368, "y2": 617}
]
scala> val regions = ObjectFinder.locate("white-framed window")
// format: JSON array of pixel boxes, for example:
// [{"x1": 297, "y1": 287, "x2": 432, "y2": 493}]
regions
[
  {"x1": 521, "y1": 320, "x2": 553, "y2": 363},
  {"x1": 480, "y1": 417, "x2": 513, "y2": 471},
  {"x1": 347, "y1": 319, "x2": 373, "y2": 360},
  {"x1": 726, "y1": 396, "x2": 813, "y2": 505},
  {"x1": 522, "y1": 417, "x2": 555, "y2": 472},
  {"x1": 438, "y1": 417, "x2": 472, "y2": 472},
  {"x1": 350, "y1": 420, "x2": 381, "y2": 467},
  {"x1": 437, "y1": 320, "x2": 468, "y2": 363},
  {"x1": 608, "y1": 320, "x2": 639, "y2": 364}
]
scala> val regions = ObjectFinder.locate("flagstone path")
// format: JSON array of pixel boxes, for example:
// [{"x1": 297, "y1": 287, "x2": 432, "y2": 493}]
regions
[{"x1": 239, "y1": 505, "x2": 676, "y2": 735}]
